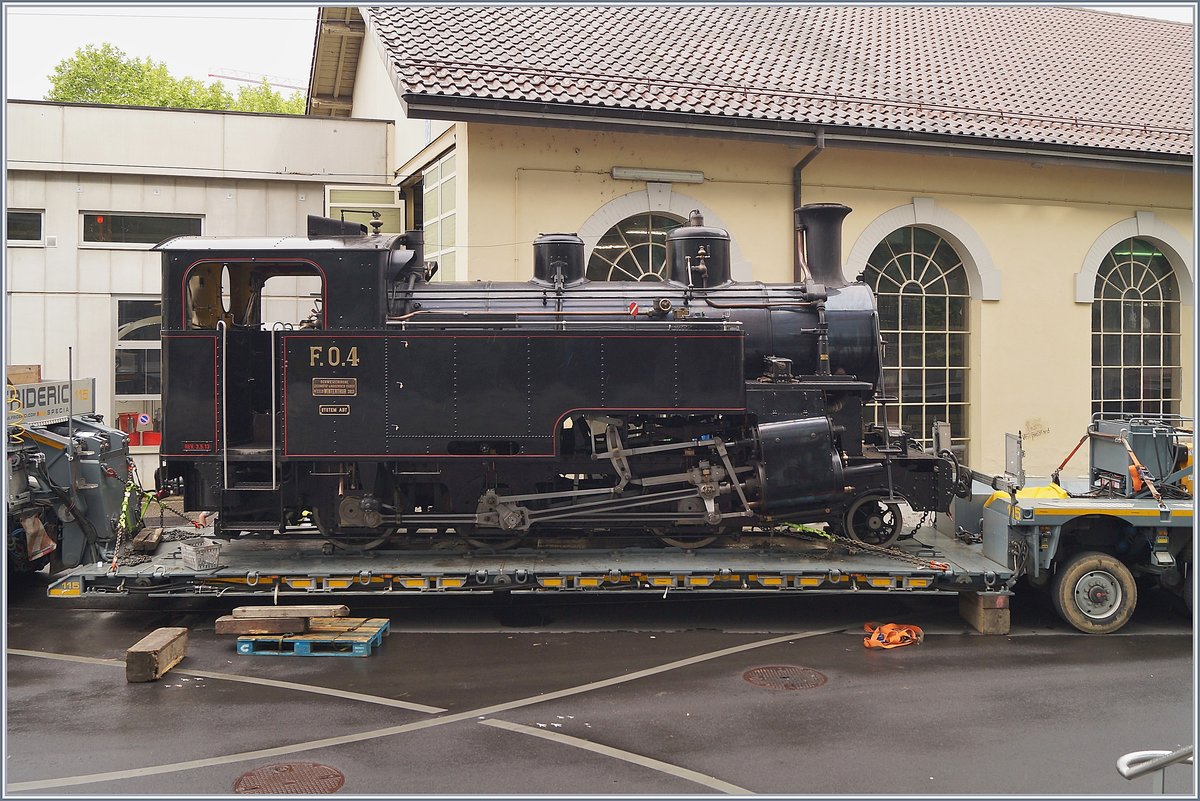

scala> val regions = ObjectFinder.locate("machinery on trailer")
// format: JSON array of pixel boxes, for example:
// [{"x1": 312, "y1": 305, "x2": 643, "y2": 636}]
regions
[
  {"x1": 6, "y1": 378, "x2": 139, "y2": 577},
  {"x1": 964, "y1": 415, "x2": 1193, "y2": 634}
]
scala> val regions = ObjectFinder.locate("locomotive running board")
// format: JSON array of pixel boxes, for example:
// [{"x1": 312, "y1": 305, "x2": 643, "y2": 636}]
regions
[{"x1": 48, "y1": 526, "x2": 1011, "y2": 599}]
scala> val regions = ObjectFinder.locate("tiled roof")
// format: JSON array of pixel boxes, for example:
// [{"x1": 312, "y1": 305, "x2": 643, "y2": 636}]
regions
[{"x1": 365, "y1": 5, "x2": 1194, "y2": 156}]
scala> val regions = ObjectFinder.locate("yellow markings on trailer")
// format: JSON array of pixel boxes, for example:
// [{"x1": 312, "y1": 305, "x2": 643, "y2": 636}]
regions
[
  {"x1": 906, "y1": 577, "x2": 932, "y2": 588},
  {"x1": 797, "y1": 576, "x2": 823, "y2": 587},
  {"x1": 48, "y1": 580, "x2": 82, "y2": 597},
  {"x1": 438, "y1": 577, "x2": 466, "y2": 589},
  {"x1": 1032, "y1": 507, "x2": 1193, "y2": 518},
  {"x1": 538, "y1": 577, "x2": 564, "y2": 588},
  {"x1": 285, "y1": 578, "x2": 314, "y2": 589},
  {"x1": 396, "y1": 577, "x2": 429, "y2": 589},
  {"x1": 757, "y1": 576, "x2": 785, "y2": 587},
  {"x1": 687, "y1": 576, "x2": 715, "y2": 587},
  {"x1": 866, "y1": 577, "x2": 895, "y2": 588},
  {"x1": 577, "y1": 576, "x2": 603, "y2": 587},
  {"x1": 325, "y1": 578, "x2": 353, "y2": 589},
  {"x1": 649, "y1": 576, "x2": 676, "y2": 587}
]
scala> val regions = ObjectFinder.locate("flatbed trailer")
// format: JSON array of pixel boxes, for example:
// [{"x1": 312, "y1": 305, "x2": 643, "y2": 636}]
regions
[{"x1": 47, "y1": 525, "x2": 1013, "y2": 619}]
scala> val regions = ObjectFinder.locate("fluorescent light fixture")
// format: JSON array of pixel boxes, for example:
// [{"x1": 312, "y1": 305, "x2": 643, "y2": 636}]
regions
[{"x1": 611, "y1": 166, "x2": 704, "y2": 184}]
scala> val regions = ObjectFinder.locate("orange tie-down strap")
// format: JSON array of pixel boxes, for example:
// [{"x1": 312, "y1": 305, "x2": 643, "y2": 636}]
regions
[{"x1": 863, "y1": 622, "x2": 925, "y2": 649}]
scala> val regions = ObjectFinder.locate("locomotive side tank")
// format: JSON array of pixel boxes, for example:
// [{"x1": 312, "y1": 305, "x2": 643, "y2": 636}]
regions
[{"x1": 155, "y1": 204, "x2": 960, "y2": 551}]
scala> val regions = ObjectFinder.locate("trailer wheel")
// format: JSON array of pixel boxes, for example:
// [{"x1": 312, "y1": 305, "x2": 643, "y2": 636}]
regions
[{"x1": 1051, "y1": 551, "x2": 1137, "y2": 634}]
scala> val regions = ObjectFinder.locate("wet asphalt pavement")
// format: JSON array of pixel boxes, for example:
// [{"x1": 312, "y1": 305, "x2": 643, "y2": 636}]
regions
[{"x1": 4, "y1": 576, "x2": 1195, "y2": 797}]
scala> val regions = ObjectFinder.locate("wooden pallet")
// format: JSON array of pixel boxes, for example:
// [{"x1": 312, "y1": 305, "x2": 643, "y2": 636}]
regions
[{"x1": 236, "y1": 618, "x2": 390, "y2": 658}]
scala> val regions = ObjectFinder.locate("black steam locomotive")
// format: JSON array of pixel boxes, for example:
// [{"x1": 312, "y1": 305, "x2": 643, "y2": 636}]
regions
[{"x1": 155, "y1": 204, "x2": 960, "y2": 550}]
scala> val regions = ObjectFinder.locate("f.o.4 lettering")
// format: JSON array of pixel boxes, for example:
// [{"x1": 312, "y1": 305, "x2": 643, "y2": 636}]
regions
[{"x1": 308, "y1": 345, "x2": 361, "y2": 367}]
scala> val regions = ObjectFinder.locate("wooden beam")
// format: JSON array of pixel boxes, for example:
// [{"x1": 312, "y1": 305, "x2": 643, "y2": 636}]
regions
[
  {"x1": 130, "y1": 527, "x2": 164, "y2": 553},
  {"x1": 216, "y1": 616, "x2": 309, "y2": 635},
  {"x1": 310, "y1": 94, "x2": 354, "y2": 110},
  {"x1": 321, "y1": 21, "x2": 365, "y2": 37},
  {"x1": 958, "y1": 592, "x2": 1011, "y2": 635},
  {"x1": 126, "y1": 627, "x2": 188, "y2": 682},
  {"x1": 231, "y1": 604, "x2": 349, "y2": 619}
]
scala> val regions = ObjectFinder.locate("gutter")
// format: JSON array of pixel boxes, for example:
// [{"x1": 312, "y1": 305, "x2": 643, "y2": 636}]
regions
[
  {"x1": 792, "y1": 128, "x2": 826, "y2": 282},
  {"x1": 402, "y1": 95, "x2": 1193, "y2": 173}
]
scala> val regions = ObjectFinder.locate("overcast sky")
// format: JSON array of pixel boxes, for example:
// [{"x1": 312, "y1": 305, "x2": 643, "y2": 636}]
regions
[{"x1": 2, "y1": 3, "x2": 1194, "y2": 102}]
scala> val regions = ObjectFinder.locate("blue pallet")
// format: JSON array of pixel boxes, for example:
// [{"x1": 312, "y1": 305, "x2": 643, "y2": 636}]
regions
[{"x1": 237, "y1": 617, "x2": 389, "y2": 657}]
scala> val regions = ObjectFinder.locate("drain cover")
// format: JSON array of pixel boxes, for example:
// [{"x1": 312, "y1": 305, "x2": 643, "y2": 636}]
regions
[
  {"x1": 234, "y1": 762, "x2": 345, "y2": 794},
  {"x1": 742, "y1": 665, "x2": 827, "y2": 690}
]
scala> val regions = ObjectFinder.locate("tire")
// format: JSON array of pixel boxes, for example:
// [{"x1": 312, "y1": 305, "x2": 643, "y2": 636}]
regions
[{"x1": 1051, "y1": 551, "x2": 1137, "y2": 634}]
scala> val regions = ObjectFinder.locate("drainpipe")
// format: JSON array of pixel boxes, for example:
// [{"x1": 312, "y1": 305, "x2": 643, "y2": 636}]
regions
[{"x1": 792, "y1": 128, "x2": 826, "y2": 282}]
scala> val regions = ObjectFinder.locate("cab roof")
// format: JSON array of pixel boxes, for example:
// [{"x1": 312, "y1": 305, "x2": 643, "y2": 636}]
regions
[{"x1": 153, "y1": 234, "x2": 406, "y2": 252}]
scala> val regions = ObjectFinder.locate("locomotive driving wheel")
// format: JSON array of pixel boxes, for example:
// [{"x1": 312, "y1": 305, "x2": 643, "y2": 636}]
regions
[
  {"x1": 652, "y1": 530, "x2": 721, "y2": 549},
  {"x1": 843, "y1": 495, "x2": 903, "y2": 548},
  {"x1": 310, "y1": 509, "x2": 396, "y2": 552}
]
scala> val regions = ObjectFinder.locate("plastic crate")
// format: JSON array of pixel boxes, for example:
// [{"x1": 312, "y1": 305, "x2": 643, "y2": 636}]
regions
[{"x1": 179, "y1": 539, "x2": 221, "y2": 570}]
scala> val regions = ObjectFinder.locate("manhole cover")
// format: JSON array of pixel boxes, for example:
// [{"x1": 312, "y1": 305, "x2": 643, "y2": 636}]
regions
[
  {"x1": 742, "y1": 665, "x2": 827, "y2": 690},
  {"x1": 234, "y1": 762, "x2": 345, "y2": 794}
]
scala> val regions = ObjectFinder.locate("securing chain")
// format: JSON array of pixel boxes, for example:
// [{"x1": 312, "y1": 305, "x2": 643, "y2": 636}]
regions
[{"x1": 780, "y1": 523, "x2": 949, "y2": 571}]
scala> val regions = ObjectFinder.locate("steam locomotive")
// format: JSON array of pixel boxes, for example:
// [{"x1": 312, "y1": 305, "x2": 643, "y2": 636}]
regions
[{"x1": 155, "y1": 204, "x2": 961, "y2": 550}]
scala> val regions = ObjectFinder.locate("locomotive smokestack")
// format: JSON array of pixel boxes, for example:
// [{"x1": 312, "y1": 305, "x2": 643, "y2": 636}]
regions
[{"x1": 794, "y1": 203, "x2": 851, "y2": 288}]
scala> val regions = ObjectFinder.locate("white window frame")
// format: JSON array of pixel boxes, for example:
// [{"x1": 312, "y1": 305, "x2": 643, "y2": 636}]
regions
[
  {"x1": 6, "y1": 208, "x2": 45, "y2": 247},
  {"x1": 865, "y1": 226, "x2": 971, "y2": 458},
  {"x1": 324, "y1": 185, "x2": 405, "y2": 233},
  {"x1": 113, "y1": 296, "x2": 163, "y2": 403},
  {"x1": 80, "y1": 211, "x2": 203, "y2": 250},
  {"x1": 422, "y1": 149, "x2": 457, "y2": 281}
]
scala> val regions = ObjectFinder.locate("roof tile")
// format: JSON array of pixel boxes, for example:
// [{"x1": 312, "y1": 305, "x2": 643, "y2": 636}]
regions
[{"x1": 366, "y1": 5, "x2": 1192, "y2": 154}]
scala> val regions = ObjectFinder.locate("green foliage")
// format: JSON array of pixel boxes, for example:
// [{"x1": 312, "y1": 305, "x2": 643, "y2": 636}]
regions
[{"x1": 46, "y1": 43, "x2": 304, "y2": 114}]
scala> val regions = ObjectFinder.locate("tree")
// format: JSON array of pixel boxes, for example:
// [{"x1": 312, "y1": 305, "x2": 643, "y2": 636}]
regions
[{"x1": 46, "y1": 43, "x2": 305, "y2": 114}]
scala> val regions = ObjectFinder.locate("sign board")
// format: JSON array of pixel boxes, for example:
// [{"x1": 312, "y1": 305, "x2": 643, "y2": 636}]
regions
[
  {"x1": 7, "y1": 379, "x2": 96, "y2": 426},
  {"x1": 137, "y1": 413, "x2": 151, "y2": 427}
]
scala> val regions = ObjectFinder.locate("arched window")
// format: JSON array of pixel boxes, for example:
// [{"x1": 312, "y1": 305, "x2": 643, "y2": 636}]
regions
[
  {"x1": 586, "y1": 212, "x2": 684, "y2": 281},
  {"x1": 1092, "y1": 238, "x2": 1180, "y2": 417},
  {"x1": 864, "y1": 227, "x2": 970, "y2": 455}
]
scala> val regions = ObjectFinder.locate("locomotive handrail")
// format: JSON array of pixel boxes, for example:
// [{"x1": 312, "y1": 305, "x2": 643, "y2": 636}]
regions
[
  {"x1": 217, "y1": 319, "x2": 228, "y2": 491},
  {"x1": 270, "y1": 326, "x2": 278, "y2": 490},
  {"x1": 385, "y1": 319, "x2": 743, "y2": 329}
]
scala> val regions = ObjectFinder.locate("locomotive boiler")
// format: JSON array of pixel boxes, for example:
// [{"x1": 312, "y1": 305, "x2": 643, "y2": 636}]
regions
[{"x1": 155, "y1": 204, "x2": 960, "y2": 550}]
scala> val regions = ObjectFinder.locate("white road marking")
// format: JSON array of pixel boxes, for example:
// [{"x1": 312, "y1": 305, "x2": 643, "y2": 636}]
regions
[
  {"x1": 480, "y1": 719, "x2": 751, "y2": 794},
  {"x1": 6, "y1": 627, "x2": 840, "y2": 792},
  {"x1": 5, "y1": 649, "x2": 446, "y2": 713}
]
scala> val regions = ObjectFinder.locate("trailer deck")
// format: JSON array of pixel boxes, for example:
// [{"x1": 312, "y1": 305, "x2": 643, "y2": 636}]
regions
[{"x1": 48, "y1": 526, "x2": 1011, "y2": 598}]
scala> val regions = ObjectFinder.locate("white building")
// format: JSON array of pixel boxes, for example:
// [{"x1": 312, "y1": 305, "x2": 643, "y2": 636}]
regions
[{"x1": 4, "y1": 101, "x2": 393, "y2": 475}]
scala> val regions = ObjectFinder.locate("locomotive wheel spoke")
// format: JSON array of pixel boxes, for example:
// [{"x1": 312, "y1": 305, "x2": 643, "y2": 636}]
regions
[
  {"x1": 843, "y1": 496, "x2": 903, "y2": 548},
  {"x1": 311, "y1": 509, "x2": 396, "y2": 552},
  {"x1": 650, "y1": 528, "x2": 721, "y2": 549}
]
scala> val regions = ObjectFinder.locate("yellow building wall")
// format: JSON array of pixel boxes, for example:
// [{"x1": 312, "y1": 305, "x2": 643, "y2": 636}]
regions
[{"x1": 458, "y1": 122, "x2": 1193, "y2": 478}]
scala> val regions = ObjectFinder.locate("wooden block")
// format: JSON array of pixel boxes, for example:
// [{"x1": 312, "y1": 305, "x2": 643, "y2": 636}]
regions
[
  {"x1": 126, "y1": 627, "x2": 188, "y2": 682},
  {"x1": 959, "y1": 592, "x2": 1011, "y2": 635},
  {"x1": 231, "y1": 604, "x2": 349, "y2": 619},
  {"x1": 215, "y1": 615, "x2": 309, "y2": 635},
  {"x1": 130, "y1": 527, "x2": 164, "y2": 553},
  {"x1": 6, "y1": 365, "x2": 41, "y2": 385}
]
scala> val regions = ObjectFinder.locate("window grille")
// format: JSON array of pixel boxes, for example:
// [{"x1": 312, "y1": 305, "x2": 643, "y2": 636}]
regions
[
  {"x1": 1091, "y1": 237, "x2": 1180, "y2": 417},
  {"x1": 864, "y1": 227, "x2": 970, "y2": 455},
  {"x1": 586, "y1": 212, "x2": 685, "y2": 281}
]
